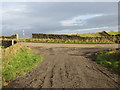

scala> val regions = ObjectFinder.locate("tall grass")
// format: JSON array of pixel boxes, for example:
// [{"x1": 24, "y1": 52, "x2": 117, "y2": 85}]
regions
[
  {"x1": 2, "y1": 44, "x2": 42, "y2": 86},
  {"x1": 18, "y1": 38, "x2": 116, "y2": 44}
]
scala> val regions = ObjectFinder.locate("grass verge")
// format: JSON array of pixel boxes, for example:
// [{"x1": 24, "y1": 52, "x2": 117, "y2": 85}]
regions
[
  {"x1": 95, "y1": 50, "x2": 120, "y2": 74},
  {"x1": 2, "y1": 44, "x2": 42, "y2": 86}
]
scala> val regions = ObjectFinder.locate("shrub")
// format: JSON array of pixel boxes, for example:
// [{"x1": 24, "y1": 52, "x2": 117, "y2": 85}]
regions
[{"x1": 96, "y1": 50, "x2": 120, "y2": 74}]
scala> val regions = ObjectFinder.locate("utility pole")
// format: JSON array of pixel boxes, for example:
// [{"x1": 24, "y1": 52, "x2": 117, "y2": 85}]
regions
[{"x1": 22, "y1": 30, "x2": 25, "y2": 38}]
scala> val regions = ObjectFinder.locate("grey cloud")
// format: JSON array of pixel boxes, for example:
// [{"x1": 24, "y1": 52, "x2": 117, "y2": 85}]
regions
[
  {"x1": 86, "y1": 14, "x2": 118, "y2": 27},
  {"x1": 2, "y1": 2, "x2": 118, "y2": 37},
  {"x1": 24, "y1": 2, "x2": 117, "y2": 17}
]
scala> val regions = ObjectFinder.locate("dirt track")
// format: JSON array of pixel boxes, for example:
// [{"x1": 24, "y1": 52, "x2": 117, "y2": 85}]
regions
[{"x1": 6, "y1": 43, "x2": 119, "y2": 88}]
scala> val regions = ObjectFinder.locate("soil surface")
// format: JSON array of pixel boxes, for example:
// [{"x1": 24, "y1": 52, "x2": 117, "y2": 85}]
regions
[{"x1": 6, "y1": 43, "x2": 119, "y2": 88}]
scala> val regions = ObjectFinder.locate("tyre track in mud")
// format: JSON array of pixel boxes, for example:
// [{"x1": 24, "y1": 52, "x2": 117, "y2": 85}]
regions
[{"x1": 5, "y1": 43, "x2": 119, "y2": 88}]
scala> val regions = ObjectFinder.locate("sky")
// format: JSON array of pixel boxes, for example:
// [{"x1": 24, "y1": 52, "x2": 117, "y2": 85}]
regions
[{"x1": 1, "y1": 2, "x2": 119, "y2": 38}]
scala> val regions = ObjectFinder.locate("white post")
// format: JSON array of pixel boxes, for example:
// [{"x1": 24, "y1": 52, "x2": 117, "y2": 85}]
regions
[{"x1": 12, "y1": 40, "x2": 14, "y2": 45}]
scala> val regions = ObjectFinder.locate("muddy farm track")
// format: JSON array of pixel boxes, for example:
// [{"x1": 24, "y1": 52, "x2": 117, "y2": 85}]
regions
[{"x1": 6, "y1": 43, "x2": 119, "y2": 88}]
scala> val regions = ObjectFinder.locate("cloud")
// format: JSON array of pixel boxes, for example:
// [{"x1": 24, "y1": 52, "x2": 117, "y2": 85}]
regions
[
  {"x1": 1, "y1": 0, "x2": 119, "y2": 2},
  {"x1": 2, "y1": 2, "x2": 118, "y2": 37},
  {"x1": 53, "y1": 26, "x2": 118, "y2": 34},
  {"x1": 60, "y1": 14, "x2": 104, "y2": 26}
]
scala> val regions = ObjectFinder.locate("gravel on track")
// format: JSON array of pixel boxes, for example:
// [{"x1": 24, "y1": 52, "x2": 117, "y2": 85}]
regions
[{"x1": 5, "y1": 43, "x2": 119, "y2": 88}]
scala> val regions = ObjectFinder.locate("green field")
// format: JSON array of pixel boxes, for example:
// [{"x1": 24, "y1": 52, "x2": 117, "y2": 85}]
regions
[
  {"x1": 107, "y1": 31, "x2": 120, "y2": 35},
  {"x1": 75, "y1": 31, "x2": 120, "y2": 37},
  {"x1": 75, "y1": 32, "x2": 102, "y2": 37},
  {"x1": 2, "y1": 44, "x2": 42, "y2": 86}
]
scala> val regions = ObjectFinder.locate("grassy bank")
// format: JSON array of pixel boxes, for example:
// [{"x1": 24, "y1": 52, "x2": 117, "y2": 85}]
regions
[
  {"x1": 95, "y1": 50, "x2": 120, "y2": 74},
  {"x1": 2, "y1": 44, "x2": 42, "y2": 86}
]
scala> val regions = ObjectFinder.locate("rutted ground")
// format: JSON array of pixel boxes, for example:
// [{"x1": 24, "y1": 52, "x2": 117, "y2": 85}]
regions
[{"x1": 5, "y1": 43, "x2": 119, "y2": 88}]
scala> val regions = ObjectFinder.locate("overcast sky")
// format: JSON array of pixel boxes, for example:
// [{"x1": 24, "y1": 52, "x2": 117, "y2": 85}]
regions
[{"x1": 1, "y1": 2, "x2": 118, "y2": 37}]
